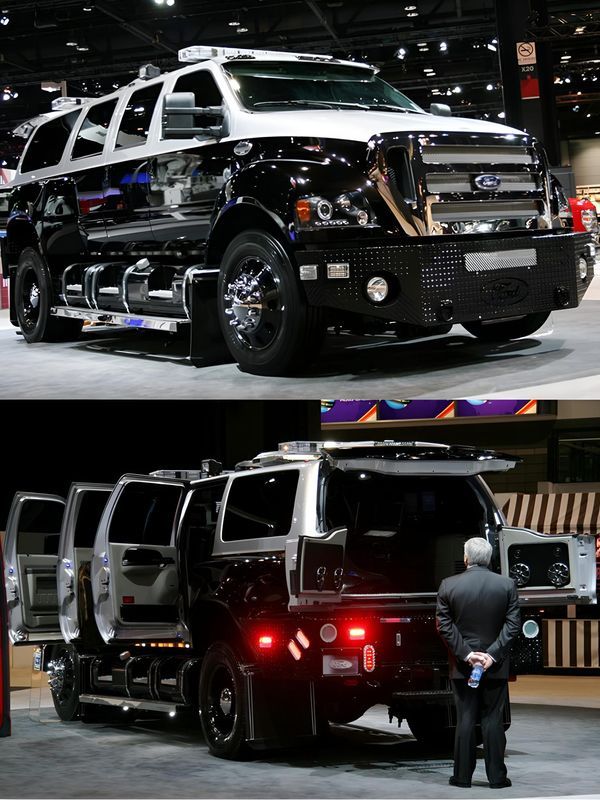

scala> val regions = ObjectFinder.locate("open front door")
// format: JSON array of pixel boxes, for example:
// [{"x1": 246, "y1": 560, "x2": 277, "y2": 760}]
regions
[
  {"x1": 290, "y1": 528, "x2": 347, "y2": 608},
  {"x1": 499, "y1": 526, "x2": 597, "y2": 605},
  {"x1": 57, "y1": 483, "x2": 113, "y2": 643},
  {"x1": 3, "y1": 493, "x2": 65, "y2": 644},
  {"x1": 92, "y1": 476, "x2": 186, "y2": 643},
  {"x1": 0, "y1": 536, "x2": 10, "y2": 736}
]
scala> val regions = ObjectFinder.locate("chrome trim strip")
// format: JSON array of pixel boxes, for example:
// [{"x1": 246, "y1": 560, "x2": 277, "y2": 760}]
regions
[
  {"x1": 51, "y1": 305, "x2": 188, "y2": 332},
  {"x1": 79, "y1": 694, "x2": 178, "y2": 712},
  {"x1": 465, "y1": 249, "x2": 537, "y2": 272}
]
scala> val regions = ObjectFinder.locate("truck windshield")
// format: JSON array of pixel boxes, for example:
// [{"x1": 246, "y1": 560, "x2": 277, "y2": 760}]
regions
[
  {"x1": 223, "y1": 61, "x2": 423, "y2": 114},
  {"x1": 322, "y1": 470, "x2": 489, "y2": 594}
]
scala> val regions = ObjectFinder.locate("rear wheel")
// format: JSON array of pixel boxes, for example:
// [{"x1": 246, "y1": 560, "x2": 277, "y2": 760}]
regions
[
  {"x1": 48, "y1": 644, "x2": 81, "y2": 721},
  {"x1": 199, "y1": 642, "x2": 251, "y2": 760},
  {"x1": 14, "y1": 248, "x2": 82, "y2": 343},
  {"x1": 462, "y1": 311, "x2": 550, "y2": 342},
  {"x1": 217, "y1": 231, "x2": 323, "y2": 376}
]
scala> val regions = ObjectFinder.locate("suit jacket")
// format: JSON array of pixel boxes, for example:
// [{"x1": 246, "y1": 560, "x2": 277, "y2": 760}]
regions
[{"x1": 436, "y1": 565, "x2": 521, "y2": 680}]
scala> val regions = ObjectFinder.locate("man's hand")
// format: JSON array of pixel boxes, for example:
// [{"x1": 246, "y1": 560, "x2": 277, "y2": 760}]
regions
[{"x1": 472, "y1": 651, "x2": 494, "y2": 670}]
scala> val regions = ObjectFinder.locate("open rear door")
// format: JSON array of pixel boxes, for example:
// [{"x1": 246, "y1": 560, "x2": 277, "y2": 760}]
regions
[
  {"x1": 57, "y1": 483, "x2": 113, "y2": 643},
  {"x1": 499, "y1": 526, "x2": 597, "y2": 605},
  {"x1": 0, "y1": 536, "x2": 10, "y2": 736},
  {"x1": 92, "y1": 476, "x2": 186, "y2": 643},
  {"x1": 3, "y1": 493, "x2": 65, "y2": 644},
  {"x1": 290, "y1": 528, "x2": 347, "y2": 608}
]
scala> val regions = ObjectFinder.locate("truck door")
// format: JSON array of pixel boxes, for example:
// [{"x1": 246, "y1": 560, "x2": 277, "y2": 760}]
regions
[
  {"x1": 291, "y1": 528, "x2": 348, "y2": 607},
  {"x1": 499, "y1": 526, "x2": 597, "y2": 604},
  {"x1": 92, "y1": 476, "x2": 186, "y2": 643},
  {"x1": 0, "y1": 536, "x2": 10, "y2": 736},
  {"x1": 57, "y1": 483, "x2": 112, "y2": 643},
  {"x1": 3, "y1": 493, "x2": 65, "y2": 644}
]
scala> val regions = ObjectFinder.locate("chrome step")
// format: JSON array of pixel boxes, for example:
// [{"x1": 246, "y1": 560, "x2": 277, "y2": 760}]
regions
[
  {"x1": 51, "y1": 305, "x2": 189, "y2": 333},
  {"x1": 79, "y1": 693, "x2": 178, "y2": 713}
]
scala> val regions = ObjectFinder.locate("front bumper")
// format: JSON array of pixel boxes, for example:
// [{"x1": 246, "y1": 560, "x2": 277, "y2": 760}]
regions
[{"x1": 296, "y1": 231, "x2": 593, "y2": 326}]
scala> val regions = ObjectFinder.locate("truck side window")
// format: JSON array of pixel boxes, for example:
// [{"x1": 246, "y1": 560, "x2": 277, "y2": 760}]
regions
[
  {"x1": 20, "y1": 112, "x2": 79, "y2": 173},
  {"x1": 181, "y1": 479, "x2": 228, "y2": 563},
  {"x1": 172, "y1": 70, "x2": 223, "y2": 107},
  {"x1": 115, "y1": 83, "x2": 163, "y2": 150},
  {"x1": 72, "y1": 98, "x2": 119, "y2": 159},
  {"x1": 16, "y1": 500, "x2": 63, "y2": 556},
  {"x1": 222, "y1": 470, "x2": 299, "y2": 541},
  {"x1": 73, "y1": 492, "x2": 110, "y2": 548},
  {"x1": 108, "y1": 483, "x2": 181, "y2": 546}
]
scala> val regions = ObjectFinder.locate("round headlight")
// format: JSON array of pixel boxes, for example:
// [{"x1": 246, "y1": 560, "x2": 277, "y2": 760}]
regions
[
  {"x1": 366, "y1": 276, "x2": 389, "y2": 303},
  {"x1": 337, "y1": 194, "x2": 352, "y2": 210},
  {"x1": 579, "y1": 257, "x2": 588, "y2": 280},
  {"x1": 581, "y1": 209, "x2": 598, "y2": 232},
  {"x1": 522, "y1": 619, "x2": 540, "y2": 639},
  {"x1": 316, "y1": 199, "x2": 333, "y2": 220},
  {"x1": 356, "y1": 210, "x2": 369, "y2": 225}
]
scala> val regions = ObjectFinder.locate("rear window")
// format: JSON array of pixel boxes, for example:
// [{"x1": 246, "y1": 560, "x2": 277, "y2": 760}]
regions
[
  {"x1": 108, "y1": 482, "x2": 181, "y2": 546},
  {"x1": 20, "y1": 112, "x2": 79, "y2": 173},
  {"x1": 323, "y1": 472, "x2": 490, "y2": 593},
  {"x1": 73, "y1": 490, "x2": 111, "y2": 548},
  {"x1": 16, "y1": 498, "x2": 64, "y2": 555}
]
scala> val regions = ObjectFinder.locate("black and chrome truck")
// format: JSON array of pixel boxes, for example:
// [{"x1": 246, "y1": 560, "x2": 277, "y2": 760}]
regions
[
  {"x1": 3, "y1": 441, "x2": 597, "y2": 758},
  {"x1": 0, "y1": 45, "x2": 595, "y2": 375}
]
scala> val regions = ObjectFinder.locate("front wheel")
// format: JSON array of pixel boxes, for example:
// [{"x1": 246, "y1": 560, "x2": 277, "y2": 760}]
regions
[
  {"x1": 462, "y1": 311, "x2": 550, "y2": 342},
  {"x1": 199, "y1": 642, "x2": 251, "y2": 760},
  {"x1": 217, "y1": 231, "x2": 323, "y2": 376},
  {"x1": 14, "y1": 248, "x2": 83, "y2": 343}
]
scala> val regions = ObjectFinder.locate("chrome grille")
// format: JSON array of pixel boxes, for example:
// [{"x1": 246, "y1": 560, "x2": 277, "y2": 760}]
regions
[
  {"x1": 464, "y1": 249, "x2": 538, "y2": 272},
  {"x1": 421, "y1": 144, "x2": 535, "y2": 165},
  {"x1": 430, "y1": 200, "x2": 540, "y2": 222},
  {"x1": 427, "y1": 172, "x2": 539, "y2": 194}
]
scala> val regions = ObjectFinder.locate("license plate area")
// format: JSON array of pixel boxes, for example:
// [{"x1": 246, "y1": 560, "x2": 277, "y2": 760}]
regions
[{"x1": 322, "y1": 650, "x2": 360, "y2": 676}]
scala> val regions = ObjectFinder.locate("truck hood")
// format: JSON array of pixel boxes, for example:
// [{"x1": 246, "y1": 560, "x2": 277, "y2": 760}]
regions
[{"x1": 232, "y1": 107, "x2": 526, "y2": 144}]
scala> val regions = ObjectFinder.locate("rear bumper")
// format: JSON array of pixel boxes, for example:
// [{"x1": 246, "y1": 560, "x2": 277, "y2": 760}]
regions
[{"x1": 296, "y1": 231, "x2": 594, "y2": 326}]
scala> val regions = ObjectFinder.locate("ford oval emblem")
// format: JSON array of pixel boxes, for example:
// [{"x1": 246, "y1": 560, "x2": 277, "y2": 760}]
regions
[
  {"x1": 329, "y1": 658, "x2": 354, "y2": 671},
  {"x1": 474, "y1": 174, "x2": 502, "y2": 191},
  {"x1": 481, "y1": 277, "x2": 529, "y2": 307}
]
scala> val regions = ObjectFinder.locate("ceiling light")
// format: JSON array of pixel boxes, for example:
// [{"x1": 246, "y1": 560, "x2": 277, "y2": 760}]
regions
[
  {"x1": 561, "y1": 54, "x2": 571, "y2": 60},
  {"x1": 498, "y1": 111, "x2": 506, "y2": 118},
  {"x1": 575, "y1": 26, "x2": 585, "y2": 34},
  {"x1": 82, "y1": 4, "x2": 94, "y2": 10},
  {"x1": 573, "y1": 105, "x2": 580, "y2": 112},
  {"x1": 487, "y1": 43, "x2": 497, "y2": 52},
  {"x1": 439, "y1": 41, "x2": 447, "y2": 52},
  {"x1": 424, "y1": 67, "x2": 434, "y2": 72},
  {"x1": 565, "y1": 77, "x2": 571, "y2": 83},
  {"x1": 166, "y1": 0, "x2": 175, "y2": 5},
  {"x1": 395, "y1": 47, "x2": 407, "y2": 59},
  {"x1": 228, "y1": 19, "x2": 240, "y2": 26},
  {"x1": 237, "y1": 26, "x2": 248, "y2": 33},
  {"x1": 153, "y1": 0, "x2": 165, "y2": 5},
  {"x1": 405, "y1": 4, "x2": 417, "y2": 9},
  {"x1": 452, "y1": 86, "x2": 462, "y2": 93},
  {"x1": 486, "y1": 83, "x2": 494, "y2": 90},
  {"x1": 407, "y1": 11, "x2": 418, "y2": 16},
  {"x1": 0, "y1": 14, "x2": 9, "y2": 25},
  {"x1": 417, "y1": 42, "x2": 427, "y2": 47},
  {"x1": 66, "y1": 41, "x2": 78, "y2": 46}
]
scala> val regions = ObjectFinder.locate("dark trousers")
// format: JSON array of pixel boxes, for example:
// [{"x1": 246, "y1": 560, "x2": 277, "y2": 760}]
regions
[{"x1": 451, "y1": 678, "x2": 509, "y2": 785}]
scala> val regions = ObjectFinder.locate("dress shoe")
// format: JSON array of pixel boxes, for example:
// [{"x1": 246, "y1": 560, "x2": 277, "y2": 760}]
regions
[
  {"x1": 449, "y1": 777, "x2": 472, "y2": 788},
  {"x1": 489, "y1": 779, "x2": 512, "y2": 788}
]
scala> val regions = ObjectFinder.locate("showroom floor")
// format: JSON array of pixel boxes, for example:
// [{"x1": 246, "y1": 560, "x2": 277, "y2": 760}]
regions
[
  {"x1": 3, "y1": 677, "x2": 599, "y2": 799},
  {"x1": 0, "y1": 277, "x2": 598, "y2": 400}
]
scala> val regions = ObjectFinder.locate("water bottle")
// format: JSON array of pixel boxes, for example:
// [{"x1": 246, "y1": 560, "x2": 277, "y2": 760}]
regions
[{"x1": 468, "y1": 664, "x2": 484, "y2": 688}]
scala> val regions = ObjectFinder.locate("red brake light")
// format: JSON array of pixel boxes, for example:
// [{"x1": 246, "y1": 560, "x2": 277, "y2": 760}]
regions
[
  {"x1": 258, "y1": 635, "x2": 273, "y2": 649},
  {"x1": 122, "y1": 596, "x2": 135, "y2": 604},
  {"x1": 363, "y1": 645, "x2": 376, "y2": 672},
  {"x1": 348, "y1": 626, "x2": 366, "y2": 641}
]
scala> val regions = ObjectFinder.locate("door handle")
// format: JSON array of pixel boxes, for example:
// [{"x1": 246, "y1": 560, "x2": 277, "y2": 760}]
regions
[
  {"x1": 333, "y1": 567, "x2": 344, "y2": 590},
  {"x1": 316, "y1": 565, "x2": 326, "y2": 591}
]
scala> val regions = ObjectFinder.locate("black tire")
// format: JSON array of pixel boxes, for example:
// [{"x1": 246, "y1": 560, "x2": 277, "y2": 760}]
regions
[
  {"x1": 48, "y1": 644, "x2": 81, "y2": 722},
  {"x1": 462, "y1": 311, "x2": 550, "y2": 342},
  {"x1": 199, "y1": 642, "x2": 251, "y2": 760},
  {"x1": 217, "y1": 231, "x2": 323, "y2": 376},
  {"x1": 14, "y1": 247, "x2": 83, "y2": 343}
]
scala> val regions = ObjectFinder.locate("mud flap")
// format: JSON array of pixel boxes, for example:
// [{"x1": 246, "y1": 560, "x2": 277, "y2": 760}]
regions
[
  {"x1": 0, "y1": 538, "x2": 10, "y2": 736},
  {"x1": 244, "y1": 670, "x2": 318, "y2": 750},
  {"x1": 189, "y1": 271, "x2": 233, "y2": 367}
]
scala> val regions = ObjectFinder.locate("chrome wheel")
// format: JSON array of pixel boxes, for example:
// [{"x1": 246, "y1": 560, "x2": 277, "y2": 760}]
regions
[
  {"x1": 206, "y1": 665, "x2": 237, "y2": 742},
  {"x1": 223, "y1": 256, "x2": 283, "y2": 351},
  {"x1": 20, "y1": 268, "x2": 41, "y2": 332}
]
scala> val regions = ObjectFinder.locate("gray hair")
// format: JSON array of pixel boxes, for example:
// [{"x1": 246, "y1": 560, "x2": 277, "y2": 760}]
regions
[{"x1": 464, "y1": 537, "x2": 492, "y2": 566}]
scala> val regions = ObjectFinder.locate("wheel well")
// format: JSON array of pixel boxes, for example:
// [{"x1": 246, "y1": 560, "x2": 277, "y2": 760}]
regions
[
  {"x1": 190, "y1": 604, "x2": 253, "y2": 661},
  {"x1": 6, "y1": 220, "x2": 40, "y2": 267},
  {"x1": 206, "y1": 205, "x2": 290, "y2": 268}
]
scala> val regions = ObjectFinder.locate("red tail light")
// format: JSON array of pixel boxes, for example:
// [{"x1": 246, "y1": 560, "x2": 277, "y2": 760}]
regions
[
  {"x1": 363, "y1": 645, "x2": 376, "y2": 672},
  {"x1": 258, "y1": 635, "x2": 273, "y2": 649},
  {"x1": 348, "y1": 626, "x2": 366, "y2": 641}
]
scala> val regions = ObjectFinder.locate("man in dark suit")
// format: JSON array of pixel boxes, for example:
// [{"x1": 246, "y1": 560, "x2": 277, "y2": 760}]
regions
[{"x1": 436, "y1": 536, "x2": 520, "y2": 789}]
